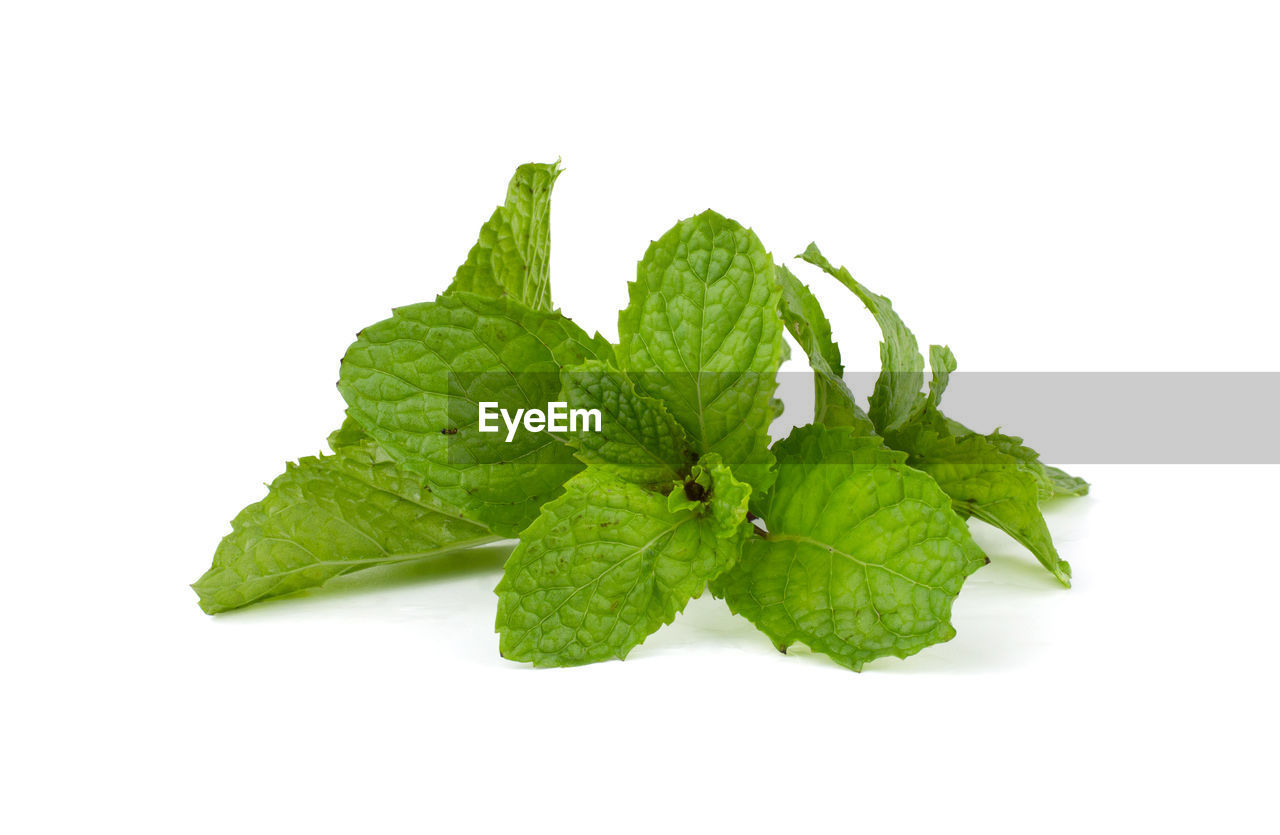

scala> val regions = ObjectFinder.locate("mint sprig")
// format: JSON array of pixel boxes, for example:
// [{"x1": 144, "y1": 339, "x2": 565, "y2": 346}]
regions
[{"x1": 195, "y1": 160, "x2": 1088, "y2": 671}]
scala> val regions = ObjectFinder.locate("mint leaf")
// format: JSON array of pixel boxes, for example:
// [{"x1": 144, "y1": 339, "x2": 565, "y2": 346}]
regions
[
  {"x1": 984, "y1": 430, "x2": 1058, "y2": 500},
  {"x1": 885, "y1": 421, "x2": 1073, "y2": 586},
  {"x1": 941, "y1": 414, "x2": 1090, "y2": 499},
  {"x1": 695, "y1": 453, "x2": 752, "y2": 538},
  {"x1": 338, "y1": 290, "x2": 611, "y2": 536},
  {"x1": 193, "y1": 440, "x2": 498, "y2": 614},
  {"x1": 713, "y1": 425, "x2": 985, "y2": 670},
  {"x1": 448, "y1": 161, "x2": 562, "y2": 311},
  {"x1": 927, "y1": 344, "x2": 956, "y2": 408},
  {"x1": 1044, "y1": 464, "x2": 1090, "y2": 497},
  {"x1": 667, "y1": 452, "x2": 752, "y2": 539},
  {"x1": 776, "y1": 264, "x2": 875, "y2": 432},
  {"x1": 799, "y1": 243, "x2": 924, "y2": 432},
  {"x1": 560, "y1": 360, "x2": 695, "y2": 487},
  {"x1": 494, "y1": 467, "x2": 740, "y2": 666},
  {"x1": 618, "y1": 210, "x2": 783, "y2": 495},
  {"x1": 966, "y1": 426, "x2": 1091, "y2": 500},
  {"x1": 326, "y1": 415, "x2": 367, "y2": 451}
]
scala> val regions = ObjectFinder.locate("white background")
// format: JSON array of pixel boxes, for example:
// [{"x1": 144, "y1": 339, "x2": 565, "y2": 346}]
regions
[{"x1": 3, "y1": 2, "x2": 1278, "y2": 833}]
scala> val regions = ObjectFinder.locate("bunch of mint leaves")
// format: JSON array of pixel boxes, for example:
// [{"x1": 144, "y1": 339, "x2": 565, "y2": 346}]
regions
[{"x1": 193, "y1": 161, "x2": 1088, "y2": 671}]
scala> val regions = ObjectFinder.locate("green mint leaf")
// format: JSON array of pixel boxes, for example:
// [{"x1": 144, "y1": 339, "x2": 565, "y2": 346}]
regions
[
  {"x1": 989, "y1": 434, "x2": 1089, "y2": 499},
  {"x1": 940, "y1": 412, "x2": 1089, "y2": 499},
  {"x1": 193, "y1": 440, "x2": 498, "y2": 614},
  {"x1": 666, "y1": 452, "x2": 753, "y2": 539},
  {"x1": 885, "y1": 421, "x2": 1072, "y2": 586},
  {"x1": 961, "y1": 424, "x2": 1091, "y2": 500},
  {"x1": 1044, "y1": 464, "x2": 1090, "y2": 497},
  {"x1": 927, "y1": 344, "x2": 956, "y2": 408},
  {"x1": 326, "y1": 415, "x2": 368, "y2": 452},
  {"x1": 776, "y1": 264, "x2": 875, "y2": 432},
  {"x1": 448, "y1": 161, "x2": 562, "y2": 311},
  {"x1": 770, "y1": 395, "x2": 786, "y2": 422},
  {"x1": 984, "y1": 430, "x2": 1058, "y2": 500},
  {"x1": 338, "y1": 290, "x2": 611, "y2": 536},
  {"x1": 494, "y1": 467, "x2": 741, "y2": 666},
  {"x1": 696, "y1": 453, "x2": 753, "y2": 539},
  {"x1": 799, "y1": 243, "x2": 924, "y2": 432},
  {"x1": 617, "y1": 210, "x2": 783, "y2": 495},
  {"x1": 713, "y1": 425, "x2": 985, "y2": 670},
  {"x1": 560, "y1": 360, "x2": 695, "y2": 487}
]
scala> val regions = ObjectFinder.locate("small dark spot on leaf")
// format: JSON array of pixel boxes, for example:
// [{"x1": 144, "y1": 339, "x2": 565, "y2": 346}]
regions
[
  {"x1": 441, "y1": 427, "x2": 458, "y2": 435},
  {"x1": 684, "y1": 480, "x2": 707, "y2": 503}
]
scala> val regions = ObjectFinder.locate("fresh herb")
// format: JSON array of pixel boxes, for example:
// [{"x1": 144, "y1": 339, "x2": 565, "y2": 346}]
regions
[{"x1": 195, "y1": 161, "x2": 1088, "y2": 670}]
